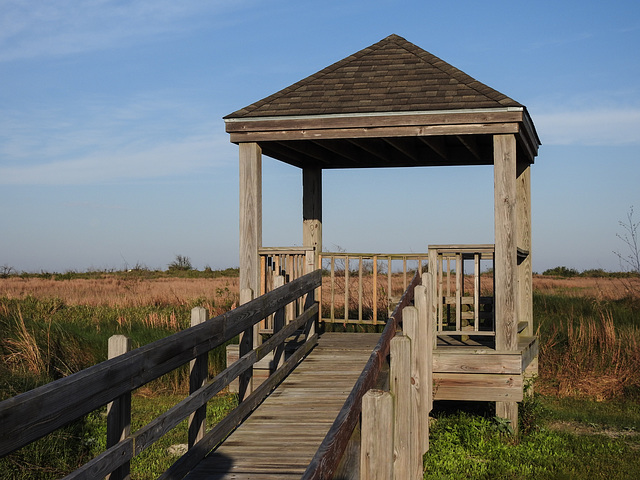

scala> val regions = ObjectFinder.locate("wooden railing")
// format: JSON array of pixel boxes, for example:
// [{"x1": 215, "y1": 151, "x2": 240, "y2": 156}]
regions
[
  {"x1": 259, "y1": 247, "x2": 315, "y2": 333},
  {"x1": 0, "y1": 271, "x2": 321, "y2": 480},
  {"x1": 429, "y1": 245, "x2": 496, "y2": 337},
  {"x1": 318, "y1": 252, "x2": 428, "y2": 325},
  {"x1": 302, "y1": 270, "x2": 425, "y2": 479}
]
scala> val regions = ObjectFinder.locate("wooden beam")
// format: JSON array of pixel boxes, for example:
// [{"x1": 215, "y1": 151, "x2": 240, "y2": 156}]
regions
[
  {"x1": 313, "y1": 138, "x2": 369, "y2": 165},
  {"x1": 229, "y1": 122, "x2": 521, "y2": 143},
  {"x1": 259, "y1": 142, "x2": 321, "y2": 168},
  {"x1": 434, "y1": 372, "x2": 523, "y2": 402},
  {"x1": 347, "y1": 138, "x2": 392, "y2": 164},
  {"x1": 382, "y1": 137, "x2": 419, "y2": 162},
  {"x1": 239, "y1": 142, "x2": 262, "y2": 305},
  {"x1": 456, "y1": 135, "x2": 482, "y2": 162},
  {"x1": 418, "y1": 136, "x2": 448, "y2": 161},
  {"x1": 225, "y1": 109, "x2": 526, "y2": 133}
]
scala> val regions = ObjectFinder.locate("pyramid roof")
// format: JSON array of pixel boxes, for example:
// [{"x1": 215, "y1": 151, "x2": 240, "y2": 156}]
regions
[{"x1": 226, "y1": 34, "x2": 522, "y2": 119}]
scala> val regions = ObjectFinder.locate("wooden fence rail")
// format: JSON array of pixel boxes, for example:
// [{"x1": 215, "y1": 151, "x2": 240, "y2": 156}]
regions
[{"x1": 0, "y1": 270, "x2": 322, "y2": 479}]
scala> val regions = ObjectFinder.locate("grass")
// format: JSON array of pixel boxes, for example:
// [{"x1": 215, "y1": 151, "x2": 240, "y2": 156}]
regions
[
  {"x1": 534, "y1": 292, "x2": 640, "y2": 400},
  {"x1": 424, "y1": 395, "x2": 640, "y2": 479}
]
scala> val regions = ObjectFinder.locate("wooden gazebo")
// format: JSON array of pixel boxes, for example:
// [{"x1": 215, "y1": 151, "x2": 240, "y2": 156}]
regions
[{"x1": 224, "y1": 34, "x2": 540, "y2": 427}]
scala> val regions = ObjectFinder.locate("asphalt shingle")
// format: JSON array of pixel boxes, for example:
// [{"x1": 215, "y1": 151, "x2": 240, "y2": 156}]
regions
[{"x1": 225, "y1": 34, "x2": 521, "y2": 119}]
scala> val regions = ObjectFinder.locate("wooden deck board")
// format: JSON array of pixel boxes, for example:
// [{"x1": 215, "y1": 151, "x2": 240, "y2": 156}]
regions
[{"x1": 183, "y1": 333, "x2": 379, "y2": 480}]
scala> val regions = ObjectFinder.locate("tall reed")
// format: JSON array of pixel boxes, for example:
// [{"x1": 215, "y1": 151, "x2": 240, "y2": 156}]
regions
[{"x1": 538, "y1": 298, "x2": 640, "y2": 400}]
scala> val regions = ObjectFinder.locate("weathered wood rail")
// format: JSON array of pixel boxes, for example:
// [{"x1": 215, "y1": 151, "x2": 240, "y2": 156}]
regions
[{"x1": 0, "y1": 270, "x2": 322, "y2": 479}]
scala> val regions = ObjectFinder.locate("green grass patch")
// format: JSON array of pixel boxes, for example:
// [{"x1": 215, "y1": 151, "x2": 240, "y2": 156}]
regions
[{"x1": 424, "y1": 395, "x2": 640, "y2": 479}]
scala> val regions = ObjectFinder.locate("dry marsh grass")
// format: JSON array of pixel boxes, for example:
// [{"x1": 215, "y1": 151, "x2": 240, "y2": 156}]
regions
[
  {"x1": 0, "y1": 276, "x2": 239, "y2": 310},
  {"x1": 533, "y1": 275, "x2": 640, "y2": 301}
]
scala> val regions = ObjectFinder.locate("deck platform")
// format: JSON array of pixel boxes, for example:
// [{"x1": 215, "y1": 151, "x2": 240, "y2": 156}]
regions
[{"x1": 184, "y1": 333, "x2": 379, "y2": 480}]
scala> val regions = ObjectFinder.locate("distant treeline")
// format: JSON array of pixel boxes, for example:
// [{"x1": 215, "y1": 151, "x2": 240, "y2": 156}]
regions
[
  {"x1": 541, "y1": 266, "x2": 639, "y2": 278},
  {"x1": 0, "y1": 266, "x2": 240, "y2": 280}
]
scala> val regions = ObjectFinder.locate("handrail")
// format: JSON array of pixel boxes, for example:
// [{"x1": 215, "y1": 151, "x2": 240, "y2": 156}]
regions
[
  {"x1": 302, "y1": 270, "x2": 422, "y2": 479},
  {"x1": 0, "y1": 270, "x2": 322, "y2": 478}
]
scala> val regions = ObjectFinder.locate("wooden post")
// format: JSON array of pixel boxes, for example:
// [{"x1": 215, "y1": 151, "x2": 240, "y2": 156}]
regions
[
  {"x1": 402, "y1": 307, "x2": 423, "y2": 478},
  {"x1": 303, "y1": 166, "x2": 322, "y2": 270},
  {"x1": 494, "y1": 134, "x2": 519, "y2": 431},
  {"x1": 239, "y1": 287, "x2": 254, "y2": 401},
  {"x1": 273, "y1": 275, "x2": 286, "y2": 370},
  {"x1": 517, "y1": 162, "x2": 533, "y2": 336},
  {"x1": 189, "y1": 307, "x2": 208, "y2": 449},
  {"x1": 494, "y1": 134, "x2": 518, "y2": 351},
  {"x1": 414, "y1": 285, "x2": 431, "y2": 452},
  {"x1": 360, "y1": 389, "x2": 394, "y2": 480},
  {"x1": 422, "y1": 272, "x2": 435, "y2": 406},
  {"x1": 239, "y1": 142, "x2": 262, "y2": 305},
  {"x1": 107, "y1": 335, "x2": 131, "y2": 480},
  {"x1": 390, "y1": 335, "x2": 419, "y2": 479}
]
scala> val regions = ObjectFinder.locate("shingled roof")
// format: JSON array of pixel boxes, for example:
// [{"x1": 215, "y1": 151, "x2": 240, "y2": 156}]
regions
[{"x1": 226, "y1": 34, "x2": 522, "y2": 119}]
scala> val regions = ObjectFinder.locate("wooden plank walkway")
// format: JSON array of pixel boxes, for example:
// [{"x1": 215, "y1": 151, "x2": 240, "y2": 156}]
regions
[{"x1": 184, "y1": 332, "x2": 380, "y2": 480}]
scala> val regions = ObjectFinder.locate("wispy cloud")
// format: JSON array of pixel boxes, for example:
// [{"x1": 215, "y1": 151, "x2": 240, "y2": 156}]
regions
[
  {"x1": 535, "y1": 108, "x2": 640, "y2": 146},
  {"x1": 0, "y1": 0, "x2": 247, "y2": 62},
  {"x1": 0, "y1": 132, "x2": 234, "y2": 185},
  {"x1": 0, "y1": 90, "x2": 236, "y2": 185},
  {"x1": 526, "y1": 32, "x2": 594, "y2": 51}
]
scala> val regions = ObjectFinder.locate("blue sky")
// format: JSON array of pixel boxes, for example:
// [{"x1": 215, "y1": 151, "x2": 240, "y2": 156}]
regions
[{"x1": 1, "y1": 0, "x2": 639, "y2": 273}]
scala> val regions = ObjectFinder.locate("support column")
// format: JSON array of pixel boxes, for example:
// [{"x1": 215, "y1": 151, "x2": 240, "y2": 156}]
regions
[
  {"x1": 494, "y1": 134, "x2": 518, "y2": 351},
  {"x1": 239, "y1": 142, "x2": 262, "y2": 305},
  {"x1": 494, "y1": 134, "x2": 519, "y2": 431},
  {"x1": 303, "y1": 166, "x2": 322, "y2": 271},
  {"x1": 239, "y1": 143, "x2": 262, "y2": 369},
  {"x1": 517, "y1": 162, "x2": 533, "y2": 336}
]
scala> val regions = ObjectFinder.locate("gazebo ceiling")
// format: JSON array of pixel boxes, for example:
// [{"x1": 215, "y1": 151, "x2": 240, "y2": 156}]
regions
[{"x1": 224, "y1": 34, "x2": 540, "y2": 168}]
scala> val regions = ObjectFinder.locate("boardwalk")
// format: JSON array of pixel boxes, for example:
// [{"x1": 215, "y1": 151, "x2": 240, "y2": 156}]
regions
[{"x1": 184, "y1": 333, "x2": 379, "y2": 480}]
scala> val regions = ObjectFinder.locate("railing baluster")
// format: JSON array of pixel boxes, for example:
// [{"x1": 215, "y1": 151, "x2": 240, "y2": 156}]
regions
[
  {"x1": 344, "y1": 256, "x2": 349, "y2": 324},
  {"x1": 358, "y1": 257, "x2": 363, "y2": 322}
]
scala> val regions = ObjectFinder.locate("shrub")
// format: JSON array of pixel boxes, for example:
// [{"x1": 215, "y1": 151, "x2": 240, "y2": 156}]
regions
[
  {"x1": 167, "y1": 255, "x2": 192, "y2": 272},
  {"x1": 543, "y1": 266, "x2": 579, "y2": 277}
]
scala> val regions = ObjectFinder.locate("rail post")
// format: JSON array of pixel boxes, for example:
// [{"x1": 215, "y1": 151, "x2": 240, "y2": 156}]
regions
[
  {"x1": 273, "y1": 275, "x2": 286, "y2": 370},
  {"x1": 390, "y1": 334, "x2": 418, "y2": 479},
  {"x1": 189, "y1": 307, "x2": 208, "y2": 448},
  {"x1": 414, "y1": 284, "x2": 431, "y2": 453},
  {"x1": 360, "y1": 389, "x2": 394, "y2": 480},
  {"x1": 401, "y1": 306, "x2": 424, "y2": 478},
  {"x1": 107, "y1": 335, "x2": 131, "y2": 480},
  {"x1": 239, "y1": 288, "x2": 254, "y2": 401}
]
